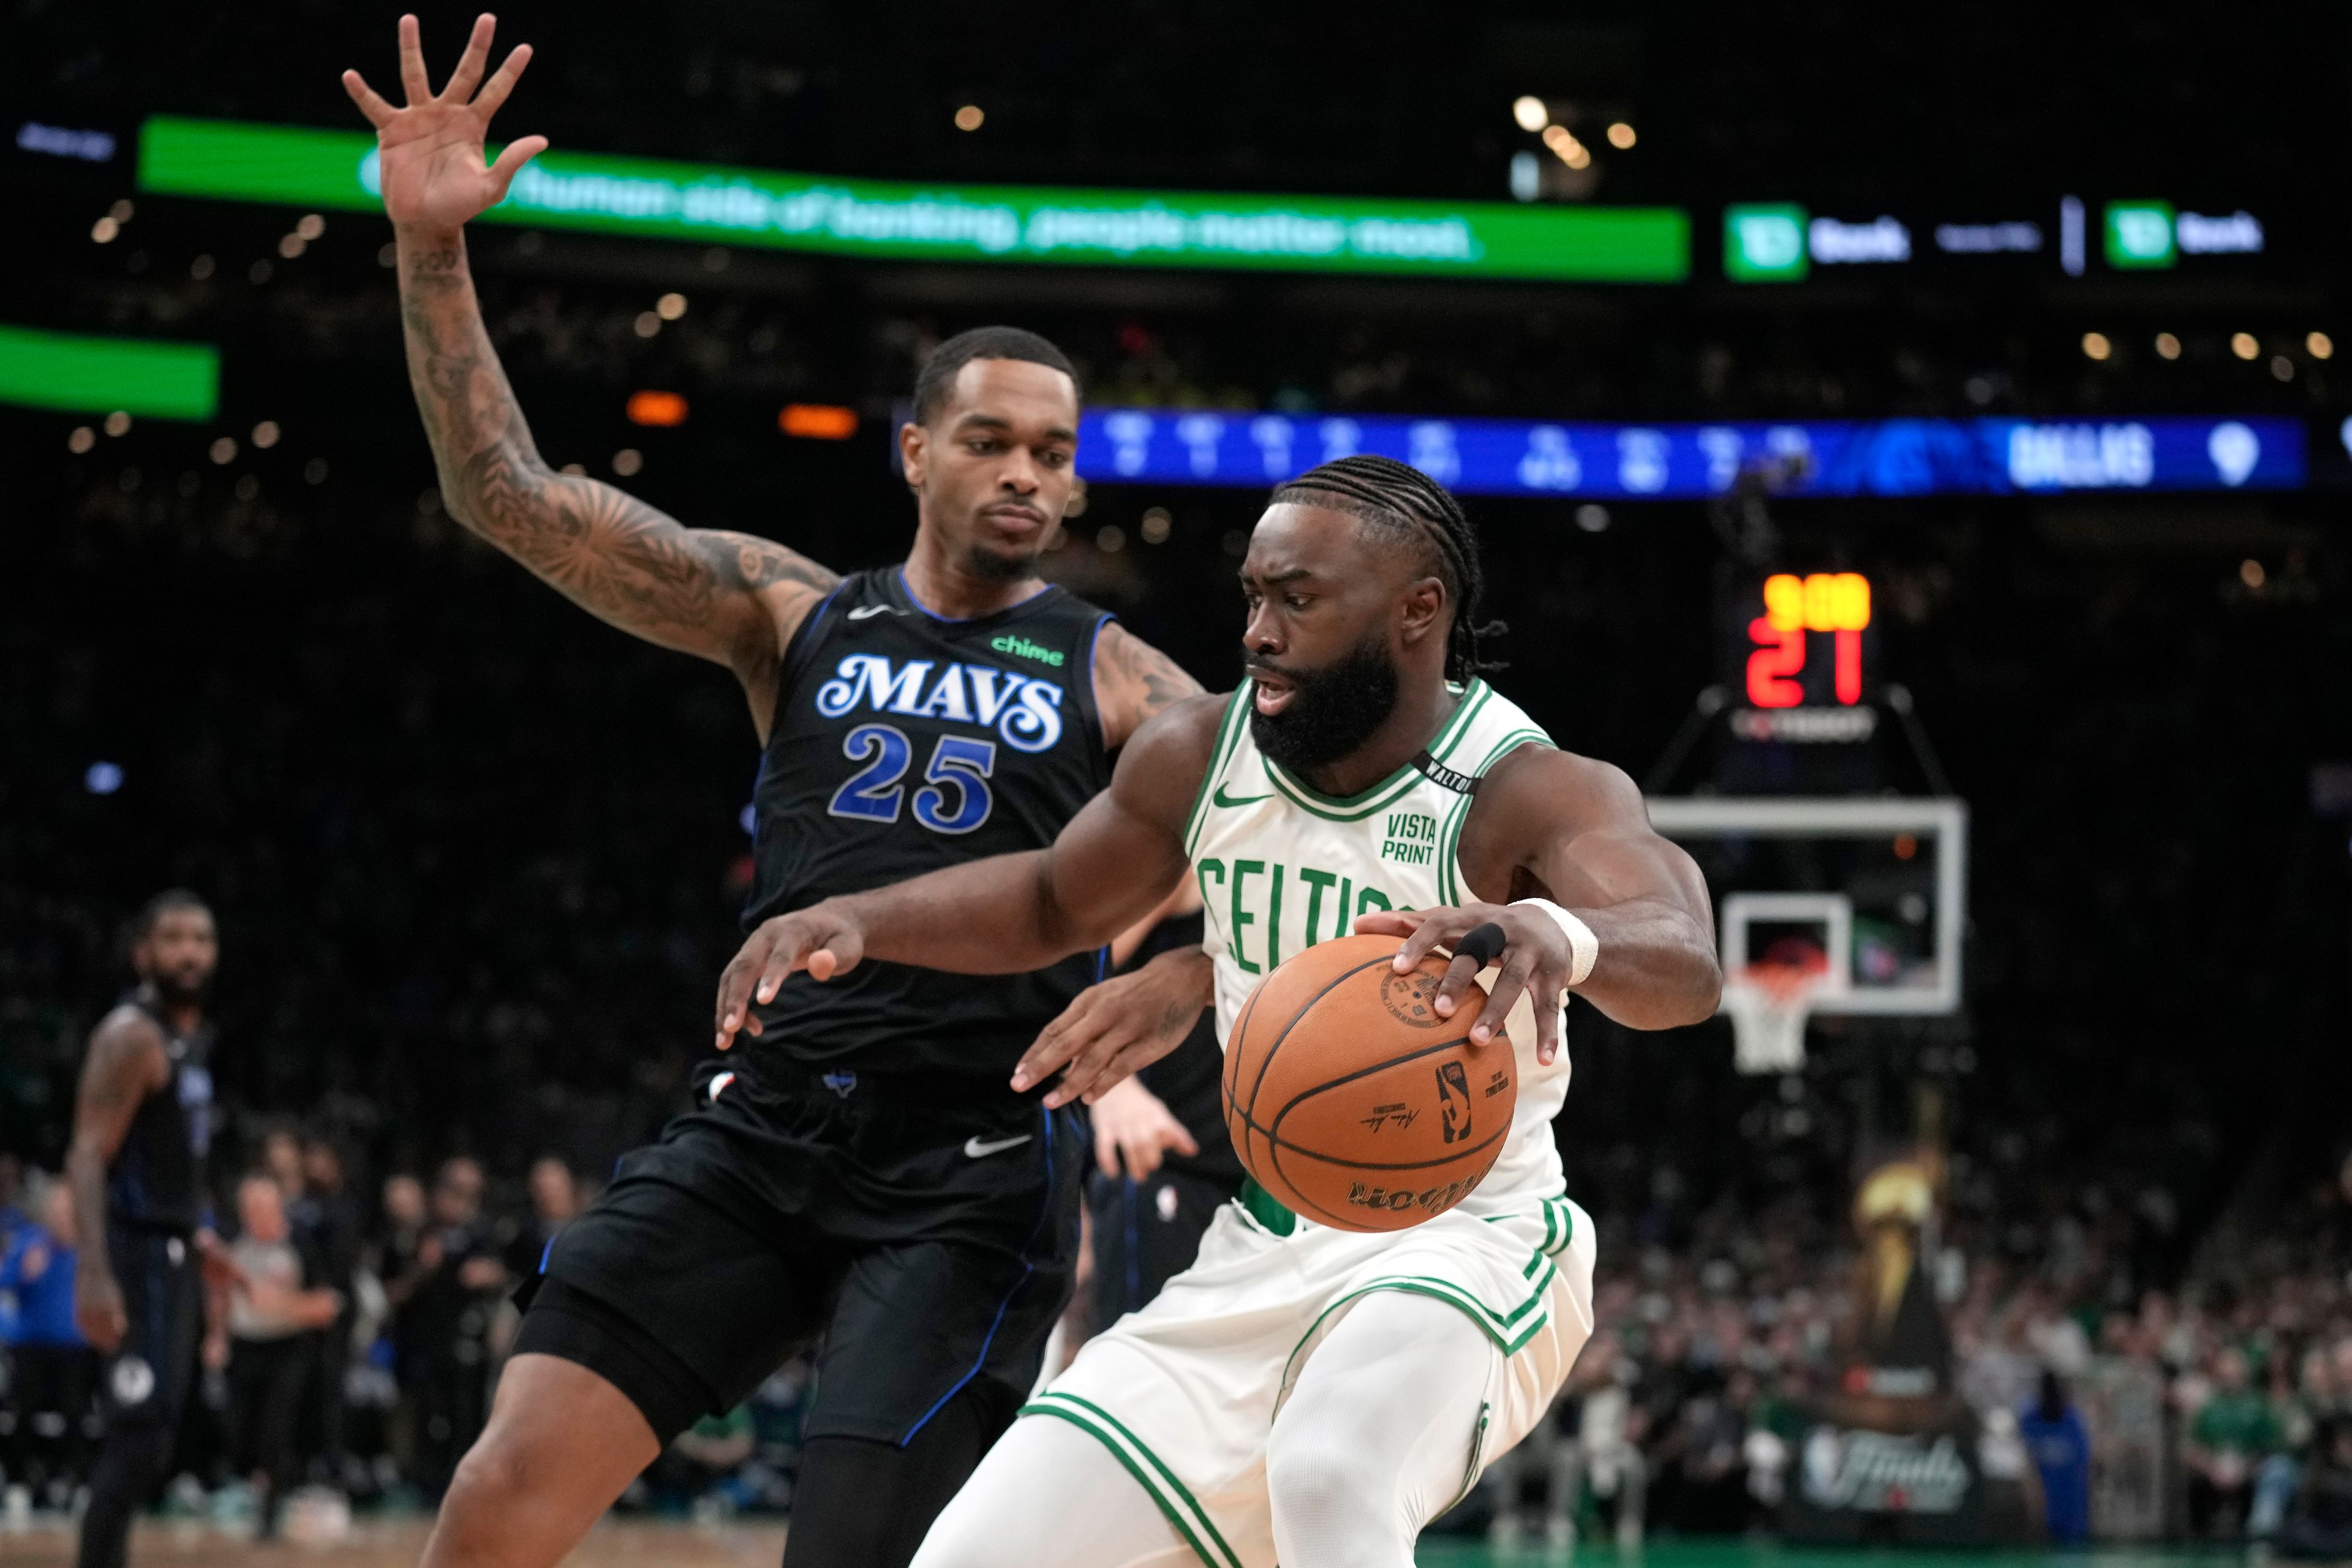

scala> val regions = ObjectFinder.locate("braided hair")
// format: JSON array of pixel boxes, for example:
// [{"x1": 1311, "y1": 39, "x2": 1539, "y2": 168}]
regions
[{"x1": 1268, "y1": 453, "x2": 1506, "y2": 682}]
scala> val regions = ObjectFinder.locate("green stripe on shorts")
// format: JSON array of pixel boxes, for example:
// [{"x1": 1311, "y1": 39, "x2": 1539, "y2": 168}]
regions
[{"x1": 1022, "y1": 1393, "x2": 1244, "y2": 1568}]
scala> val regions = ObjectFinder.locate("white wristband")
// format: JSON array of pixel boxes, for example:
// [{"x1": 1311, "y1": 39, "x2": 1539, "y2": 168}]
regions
[{"x1": 1513, "y1": 898, "x2": 1599, "y2": 987}]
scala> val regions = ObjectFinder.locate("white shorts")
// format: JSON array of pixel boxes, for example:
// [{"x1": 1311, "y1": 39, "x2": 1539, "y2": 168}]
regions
[{"x1": 1022, "y1": 1190, "x2": 1597, "y2": 1568}]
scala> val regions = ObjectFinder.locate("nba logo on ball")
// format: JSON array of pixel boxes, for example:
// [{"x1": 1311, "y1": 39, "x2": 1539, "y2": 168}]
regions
[
  {"x1": 1224, "y1": 935, "x2": 1517, "y2": 1232},
  {"x1": 1436, "y1": 1061, "x2": 1471, "y2": 1144}
]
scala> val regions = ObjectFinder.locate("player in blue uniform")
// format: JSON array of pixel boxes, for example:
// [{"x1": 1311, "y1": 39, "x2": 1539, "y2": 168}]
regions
[{"x1": 344, "y1": 17, "x2": 1207, "y2": 1567}]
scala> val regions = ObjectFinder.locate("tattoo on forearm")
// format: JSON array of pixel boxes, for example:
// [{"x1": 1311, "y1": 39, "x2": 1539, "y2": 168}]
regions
[
  {"x1": 1102, "y1": 625, "x2": 1202, "y2": 729},
  {"x1": 395, "y1": 233, "x2": 836, "y2": 660}
]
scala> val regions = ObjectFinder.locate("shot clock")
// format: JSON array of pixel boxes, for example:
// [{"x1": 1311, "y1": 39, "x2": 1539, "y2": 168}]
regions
[
  {"x1": 1716, "y1": 570, "x2": 1885, "y2": 793},
  {"x1": 1746, "y1": 571, "x2": 1872, "y2": 710}
]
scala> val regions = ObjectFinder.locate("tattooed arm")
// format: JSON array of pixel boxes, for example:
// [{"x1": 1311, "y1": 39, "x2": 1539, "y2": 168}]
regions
[
  {"x1": 1092, "y1": 622, "x2": 1205, "y2": 749},
  {"x1": 67, "y1": 1008, "x2": 169, "y2": 1353},
  {"x1": 348, "y1": 15, "x2": 835, "y2": 738}
]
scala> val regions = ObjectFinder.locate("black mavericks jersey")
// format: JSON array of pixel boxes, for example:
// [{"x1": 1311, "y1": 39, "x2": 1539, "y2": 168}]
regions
[
  {"x1": 742, "y1": 567, "x2": 1115, "y2": 1085},
  {"x1": 107, "y1": 988, "x2": 215, "y2": 1234}
]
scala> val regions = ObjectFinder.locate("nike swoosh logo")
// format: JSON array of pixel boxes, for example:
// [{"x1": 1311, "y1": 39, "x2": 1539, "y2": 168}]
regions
[
  {"x1": 846, "y1": 604, "x2": 897, "y2": 620},
  {"x1": 963, "y1": 1133, "x2": 1033, "y2": 1159},
  {"x1": 1213, "y1": 783, "x2": 1272, "y2": 807}
]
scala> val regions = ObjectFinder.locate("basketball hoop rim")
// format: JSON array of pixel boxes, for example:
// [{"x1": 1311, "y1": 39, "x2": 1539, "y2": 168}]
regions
[{"x1": 1725, "y1": 960, "x2": 1835, "y2": 1006}]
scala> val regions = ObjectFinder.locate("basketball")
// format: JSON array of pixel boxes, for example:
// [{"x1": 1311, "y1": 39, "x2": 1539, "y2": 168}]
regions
[{"x1": 1221, "y1": 934, "x2": 1518, "y2": 1232}]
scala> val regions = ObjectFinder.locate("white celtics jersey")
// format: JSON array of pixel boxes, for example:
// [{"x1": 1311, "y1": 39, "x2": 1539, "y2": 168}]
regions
[{"x1": 1182, "y1": 677, "x2": 1572, "y2": 1219}]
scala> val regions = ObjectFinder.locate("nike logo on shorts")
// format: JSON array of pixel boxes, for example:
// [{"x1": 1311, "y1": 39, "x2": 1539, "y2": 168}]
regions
[
  {"x1": 963, "y1": 1133, "x2": 1033, "y2": 1159},
  {"x1": 847, "y1": 604, "x2": 897, "y2": 620}
]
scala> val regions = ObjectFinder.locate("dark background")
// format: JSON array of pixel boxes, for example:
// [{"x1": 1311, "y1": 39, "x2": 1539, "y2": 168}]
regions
[{"x1": 4, "y1": 0, "x2": 2348, "y2": 1287}]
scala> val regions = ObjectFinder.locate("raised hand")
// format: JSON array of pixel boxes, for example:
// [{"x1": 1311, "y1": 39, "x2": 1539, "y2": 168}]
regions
[{"x1": 342, "y1": 13, "x2": 546, "y2": 233}]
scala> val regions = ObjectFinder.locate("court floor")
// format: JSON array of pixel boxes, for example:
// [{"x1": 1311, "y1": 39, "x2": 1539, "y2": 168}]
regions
[{"x1": 0, "y1": 1520, "x2": 2243, "y2": 1568}]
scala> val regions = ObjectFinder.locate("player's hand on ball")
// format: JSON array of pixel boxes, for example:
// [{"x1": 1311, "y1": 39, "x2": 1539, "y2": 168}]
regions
[
  {"x1": 714, "y1": 904, "x2": 868, "y2": 1051},
  {"x1": 1355, "y1": 903, "x2": 1570, "y2": 1063},
  {"x1": 1088, "y1": 1077, "x2": 1199, "y2": 1180},
  {"x1": 342, "y1": 13, "x2": 548, "y2": 233},
  {"x1": 1013, "y1": 945, "x2": 1212, "y2": 1107}
]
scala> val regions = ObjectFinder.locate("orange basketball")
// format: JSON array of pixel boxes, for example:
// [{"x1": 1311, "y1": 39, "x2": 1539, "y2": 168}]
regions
[{"x1": 1222, "y1": 934, "x2": 1517, "y2": 1233}]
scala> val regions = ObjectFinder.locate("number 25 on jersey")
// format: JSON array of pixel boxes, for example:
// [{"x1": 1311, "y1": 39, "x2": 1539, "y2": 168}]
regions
[{"x1": 827, "y1": 724, "x2": 995, "y2": 835}]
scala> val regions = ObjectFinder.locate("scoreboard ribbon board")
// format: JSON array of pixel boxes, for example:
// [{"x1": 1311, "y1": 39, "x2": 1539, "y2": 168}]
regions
[
  {"x1": 135, "y1": 116, "x2": 1689, "y2": 284},
  {"x1": 1072, "y1": 410, "x2": 2304, "y2": 499}
]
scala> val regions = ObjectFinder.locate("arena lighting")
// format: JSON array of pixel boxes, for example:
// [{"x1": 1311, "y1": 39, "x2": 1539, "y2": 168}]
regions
[
  {"x1": 0, "y1": 324, "x2": 219, "y2": 419},
  {"x1": 135, "y1": 116, "x2": 1691, "y2": 284},
  {"x1": 2155, "y1": 333, "x2": 2182, "y2": 360},
  {"x1": 1607, "y1": 122, "x2": 1637, "y2": 149},
  {"x1": 780, "y1": 404, "x2": 858, "y2": 439},
  {"x1": 954, "y1": 105, "x2": 984, "y2": 132},
  {"x1": 625, "y1": 390, "x2": 688, "y2": 427},
  {"x1": 1071, "y1": 409, "x2": 2303, "y2": 498},
  {"x1": 2231, "y1": 333, "x2": 2260, "y2": 361},
  {"x1": 1540, "y1": 124, "x2": 1591, "y2": 170},
  {"x1": 1512, "y1": 96, "x2": 1548, "y2": 132},
  {"x1": 2081, "y1": 332, "x2": 2111, "y2": 361},
  {"x1": 2308, "y1": 331, "x2": 2333, "y2": 360}
]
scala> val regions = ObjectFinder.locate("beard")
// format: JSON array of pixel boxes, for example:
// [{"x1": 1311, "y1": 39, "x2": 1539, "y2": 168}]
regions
[
  {"x1": 1247, "y1": 634, "x2": 1401, "y2": 774},
  {"x1": 963, "y1": 537, "x2": 1041, "y2": 582},
  {"x1": 142, "y1": 965, "x2": 211, "y2": 1009}
]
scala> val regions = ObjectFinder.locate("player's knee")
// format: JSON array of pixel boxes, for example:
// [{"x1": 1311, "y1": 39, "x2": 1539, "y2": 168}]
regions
[
  {"x1": 442, "y1": 1429, "x2": 532, "y2": 1519},
  {"x1": 1267, "y1": 1426, "x2": 1387, "y2": 1530}
]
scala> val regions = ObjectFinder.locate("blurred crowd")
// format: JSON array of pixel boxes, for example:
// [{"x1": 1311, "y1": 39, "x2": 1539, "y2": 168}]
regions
[
  {"x1": 1474, "y1": 1150, "x2": 2352, "y2": 1555},
  {"x1": 6, "y1": 1131, "x2": 2348, "y2": 1547},
  {"x1": 0, "y1": 1126, "x2": 845, "y2": 1534}
]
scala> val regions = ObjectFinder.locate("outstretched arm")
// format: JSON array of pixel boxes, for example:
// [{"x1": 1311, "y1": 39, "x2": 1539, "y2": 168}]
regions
[
  {"x1": 715, "y1": 692, "x2": 1226, "y2": 1052},
  {"x1": 1364, "y1": 745, "x2": 1721, "y2": 1056},
  {"x1": 345, "y1": 15, "x2": 835, "y2": 737}
]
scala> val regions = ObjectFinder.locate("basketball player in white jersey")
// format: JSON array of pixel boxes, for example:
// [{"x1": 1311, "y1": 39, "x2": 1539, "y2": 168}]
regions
[{"x1": 714, "y1": 454, "x2": 1722, "y2": 1568}]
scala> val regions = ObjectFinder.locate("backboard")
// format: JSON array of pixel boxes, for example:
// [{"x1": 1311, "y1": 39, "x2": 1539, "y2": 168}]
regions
[{"x1": 1644, "y1": 796, "x2": 1968, "y2": 1019}]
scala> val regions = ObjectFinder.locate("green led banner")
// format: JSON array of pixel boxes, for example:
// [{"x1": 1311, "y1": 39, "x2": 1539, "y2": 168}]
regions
[
  {"x1": 0, "y1": 324, "x2": 220, "y2": 419},
  {"x1": 138, "y1": 116, "x2": 1689, "y2": 283}
]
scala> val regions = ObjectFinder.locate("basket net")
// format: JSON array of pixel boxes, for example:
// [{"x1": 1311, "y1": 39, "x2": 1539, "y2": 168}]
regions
[{"x1": 1722, "y1": 956, "x2": 1828, "y2": 1075}]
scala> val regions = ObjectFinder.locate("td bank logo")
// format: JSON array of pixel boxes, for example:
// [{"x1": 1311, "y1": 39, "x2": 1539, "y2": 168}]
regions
[
  {"x1": 1725, "y1": 204, "x2": 1809, "y2": 282},
  {"x1": 2104, "y1": 201, "x2": 2176, "y2": 269},
  {"x1": 990, "y1": 633, "x2": 1064, "y2": 668}
]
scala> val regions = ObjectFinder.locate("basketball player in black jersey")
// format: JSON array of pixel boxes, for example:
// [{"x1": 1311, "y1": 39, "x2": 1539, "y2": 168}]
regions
[
  {"x1": 66, "y1": 889, "x2": 224, "y2": 1568},
  {"x1": 345, "y1": 17, "x2": 1209, "y2": 1567}
]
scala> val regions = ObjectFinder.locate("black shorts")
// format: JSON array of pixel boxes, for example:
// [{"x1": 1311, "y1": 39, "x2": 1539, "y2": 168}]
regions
[
  {"x1": 1085, "y1": 1166, "x2": 1239, "y2": 1325},
  {"x1": 515, "y1": 1062, "x2": 1085, "y2": 1447},
  {"x1": 97, "y1": 1227, "x2": 201, "y2": 1434}
]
